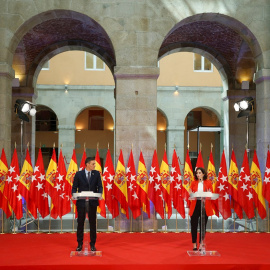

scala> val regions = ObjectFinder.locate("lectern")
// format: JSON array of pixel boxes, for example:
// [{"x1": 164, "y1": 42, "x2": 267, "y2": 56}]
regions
[
  {"x1": 70, "y1": 191, "x2": 102, "y2": 257},
  {"x1": 187, "y1": 191, "x2": 220, "y2": 256}
]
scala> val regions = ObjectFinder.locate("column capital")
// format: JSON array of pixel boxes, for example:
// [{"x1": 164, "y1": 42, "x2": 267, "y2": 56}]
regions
[
  {"x1": 0, "y1": 64, "x2": 15, "y2": 80},
  {"x1": 114, "y1": 66, "x2": 159, "y2": 80},
  {"x1": 167, "y1": 126, "x2": 185, "y2": 131},
  {"x1": 255, "y1": 69, "x2": 270, "y2": 84},
  {"x1": 58, "y1": 125, "x2": 76, "y2": 130}
]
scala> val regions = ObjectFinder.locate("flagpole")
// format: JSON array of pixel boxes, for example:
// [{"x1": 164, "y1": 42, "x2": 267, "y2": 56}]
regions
[
  {"x1": 256, "y1": 209, "x2": 259, "y2": 233},
  {"x1": 72, "y1": 202, "x2": 75, "y2": 233},
  {"x1": 141, "y1": 212, "x2": 143, "y2": 232},
  {"x1": 1, "y1": 210, "x2": 4, "y2": 234},
  {"x1": 268, "y1": 203, "x2": 270, "y2": 233},
  {"x1": 61, "y1": 217, "x2": 63, "y2": 234},
  {"x1": 13, "y1": 214, "x2": 16, "y2": 234},
  {"x1": 25, "y1": 203, "x2": 28, "y2": 234},
  {"x1": 176, "y1": 211, "x2": 178, "y2": 232},
  {"x1": 37, "y1": 212, "x2": 40, "y2": 234}
]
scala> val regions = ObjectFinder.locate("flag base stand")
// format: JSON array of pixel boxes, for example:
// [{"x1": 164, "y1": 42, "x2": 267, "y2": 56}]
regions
[
  {"x1": 70, "y1": 248, "x2": 102, "y2": 257},
  {"x1": 187, "y1": 245, "x2": 220, "y2": 257}
]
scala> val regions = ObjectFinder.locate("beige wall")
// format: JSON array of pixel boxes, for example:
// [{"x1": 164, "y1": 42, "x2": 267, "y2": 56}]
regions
[
  {"x1": 37, "y1": 51, "x2": 115, "y2": 86},
  {"x1": 158, "y1": 52, "x2": 222, "y2": 87},
  {"x1": 37, "y1": 51, "x2": 222, "y2": 87}
]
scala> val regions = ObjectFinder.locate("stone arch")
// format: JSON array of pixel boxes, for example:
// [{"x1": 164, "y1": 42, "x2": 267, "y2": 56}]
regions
[
  {"x1": 159, "y1": 13, "x2": 263, "y2": 89},
  {"x1": 11, "y1": 10, "x2": 116, "y2": 88},
  {"x1": 74, "y1": 105, "x2": 114, "y2": 127},
  {"x1": 31, "y1": 44, "x2": 115, "y2": 88},
  {"x1": 157, "y1": 107, "x2": 169, "y2": 130}
]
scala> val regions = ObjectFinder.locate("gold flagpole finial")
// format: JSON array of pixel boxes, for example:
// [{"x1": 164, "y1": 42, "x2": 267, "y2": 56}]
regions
[
  {"x1": 53, "y1": 142, "x2": 55, "y2": 148},
  {"x1": 200, "y1": 142, "x2": 202, "y2": 152},
  {"x1": 97, "y1": 142, "x2": 99, "y2": 150},
  {"x1": 40, "y1": 142, "x2": 42, "y2": 149},
  {"x1": 15, "y1": 142, "x2": 17, "y2": 149},
  {"x1": 211, "y1": 143, "x2": 213, "y2": 152},
  {"x1": 27, "y1": 142, "x2": 29, "y2": 149},
  {"x1": 108, "y1": 142, "x2": 109, "y2": 149},
  {"x1": 174, "y1": 144, "x2": 176, "y2": 149},
  {"x1": 131, "y1": 143, "x2": 133, "y2": 150},
  {"x1": 268, "y1": 144, "x2": 269, "y2": 150},
  {"x1": 84, "y1": 142, "x2": 86, "y2": 150},
  {"x1": 165, "y1": 143, "x2": 166, "y2": 150},
  {"x1": 60, "y1": 144, "x2": 63, "y2": 149},
  {"x1": 187, "y1": 144, "x2": 189, "y2": 150}
]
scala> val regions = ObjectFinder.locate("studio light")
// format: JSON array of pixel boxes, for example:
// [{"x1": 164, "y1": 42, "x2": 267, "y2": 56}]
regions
[
  {"x1": 14, "y1": 99, "x2": 36, "y2": 122},
  {"x1": 233, "y1": 97, "x2": 254, "y2": 118}
]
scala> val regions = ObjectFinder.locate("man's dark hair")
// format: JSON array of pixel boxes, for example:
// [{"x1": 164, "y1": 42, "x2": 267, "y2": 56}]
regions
[{"x1": 85, "y1": 157, "x2": 95, "y2": 165}]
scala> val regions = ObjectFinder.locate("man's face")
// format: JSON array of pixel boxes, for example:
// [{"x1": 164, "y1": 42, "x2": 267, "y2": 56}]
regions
[{"x1": 86, "y1": 160, "x2": 96, "y2": 171}]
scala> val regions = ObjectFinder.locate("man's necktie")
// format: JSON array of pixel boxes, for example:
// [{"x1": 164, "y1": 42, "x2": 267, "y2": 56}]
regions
[{"x1": 87, "y1": 172, "x2": 91, "y2": 186}]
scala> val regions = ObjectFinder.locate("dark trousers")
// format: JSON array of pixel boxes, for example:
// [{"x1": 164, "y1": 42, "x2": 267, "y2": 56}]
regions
[
  {"x1": 190, "y1": 200, "x2": 208, "y2": 244},
  {"x1": 77, "y1": 202, "x2": 97, "y2": 247}
]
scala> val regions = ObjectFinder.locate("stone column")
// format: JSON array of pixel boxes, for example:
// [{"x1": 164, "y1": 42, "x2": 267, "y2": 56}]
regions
[
  {"x1": 167, "y1": 126, "x2": 185, "y2": 167},
  {"x1": 114, "y1": 66, "x2": 159, "y2": 168},
  {"x1": 114, "y1": 66, "x2": 159, "y2": 231},
  {"x1": 58, "y1": 124, "x2": 76, "y2": 168},
  {"x1": 0, "y1": 65, "x2": 14, "y2": 161},
  {"x1": 255, "y1": 69, "x2": 270, "y2": 174},
  {"x1": 0, "y1": 64, "x2": 14, "y2": 232}
]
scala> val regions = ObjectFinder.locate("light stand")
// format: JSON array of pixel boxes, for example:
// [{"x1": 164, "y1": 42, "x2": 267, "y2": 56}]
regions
[
  {"x1": 14, "y1": 99, "x2": 37, "y2": 233},
  {"x1": 234, "y1": 96, "x2": 254, "y2": 158}
]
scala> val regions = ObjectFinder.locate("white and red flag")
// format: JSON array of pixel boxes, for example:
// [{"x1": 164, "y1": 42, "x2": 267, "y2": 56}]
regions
[
  {"x1": 170, "y1": 149, "x2": 185, "y2": 218},
  {"x1": 263, "y1": 149, "x2": 270, "y2": 204},
  {"x1": 30, "y1": 148, "x2": 49, "y2": 218},
  {"x1": 0, "y1": 148, "x2": 12, "y2": 218},
  {"x1": 215, "y1": 150, "x2": 231, "y2": 220},
  {"x1": 95, "y1": 148, "x2": 106, "y2": 218},
  {"x1": 103, "y1": 149, "x2": 119, "y2": 218},
  {"x1": 3, "y1": 148, "x2": 23, "y2": 219},
  {"x1": 127, "y1": 149, "x2": 141, "y2": 219},
  {"x1": 238, "y1": 150, "x2": 254, "y2": 219},
  {"x1": 148, "y1": 150, "x2": 164, "y2": 219}
]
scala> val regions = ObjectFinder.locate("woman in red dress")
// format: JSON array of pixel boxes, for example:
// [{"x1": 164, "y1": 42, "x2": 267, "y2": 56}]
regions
[{"x1": 189, "y1": 167, "x2": 213, "y2": 250}]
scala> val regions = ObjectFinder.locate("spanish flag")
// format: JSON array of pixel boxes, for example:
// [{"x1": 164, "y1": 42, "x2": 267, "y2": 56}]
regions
[
  {"x1": 250, "y1": 150, "x2": 266, "y2": 219},
  {"x1": 182, "y1": 149, "x2": 194, "y2": 203},
  {"x1": 228, "y1": 149, "x2": 243, "y2": 219},
  {"x1": 19, "y1": 148, "x2": 37, "y2": 219},
  {"x1": 160, "y1": 150, "x2": 172, "y2": 219},
  {"x1": 45, "y1": 148, "x2": 57, "y2": 197},
  {"x1": 113, "y1": 150, "x2": 129, "y2": 219}
]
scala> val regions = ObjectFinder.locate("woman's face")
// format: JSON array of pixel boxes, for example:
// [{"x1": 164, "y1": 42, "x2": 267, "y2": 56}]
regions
[{"x1": 196, "y1": 169, "x2": 204, "y2": 180}]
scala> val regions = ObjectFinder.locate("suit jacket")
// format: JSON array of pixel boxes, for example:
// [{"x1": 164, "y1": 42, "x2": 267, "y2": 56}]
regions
[
  {"x1": 72, "y1": 169, "x2": 103, "y2": 207},
  {"x1": 189, "y1": 179, "x2": 213, "y2": 217}
]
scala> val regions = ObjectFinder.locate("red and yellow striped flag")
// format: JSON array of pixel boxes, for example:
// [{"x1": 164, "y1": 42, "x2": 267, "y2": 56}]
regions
[
  {"x1": 182, "y1": 149, "x2": 194, "y2": 203},
  {"x1": 136, "y1": 150, "x2": 150, "y2": 217},
  {"x1": 228, "y1": 149, "x2": 243, "y2": 219},
  {"x1": 45, "y1": 148, "x2": 57, "y2": 197},
  {"x1": 95, "y1": 148, "x2": 106, "y2": 218},
  {"x1": 207, "y1": 150, "x2": 218, "y2": 216},
  {"x1": 250, "y1": 150, "x2": 266, "y2": 219},
  {"x1": 113, "y1": 150, "x2": 129, "y2": 219},
  {"x1": 160, "y1": 150, "x2": 172, "y2": 219},
  {"x1": 19, "y1": 148, "x2": 37, "y2": 219}
]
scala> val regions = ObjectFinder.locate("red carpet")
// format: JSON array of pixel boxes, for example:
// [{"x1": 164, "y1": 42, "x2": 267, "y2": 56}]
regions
[{"x1": 0, "y1": 232, "x2": 270, "y2": 270}]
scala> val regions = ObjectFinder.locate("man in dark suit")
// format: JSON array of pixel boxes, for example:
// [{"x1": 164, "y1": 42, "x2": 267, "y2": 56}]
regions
[{"x1": 72, "y1": 157, "x2": 103, "y2": 251}]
